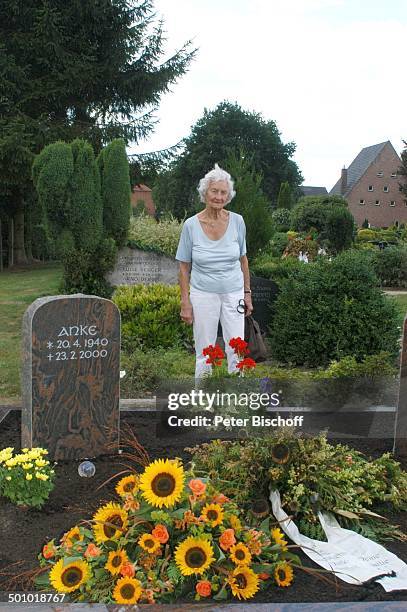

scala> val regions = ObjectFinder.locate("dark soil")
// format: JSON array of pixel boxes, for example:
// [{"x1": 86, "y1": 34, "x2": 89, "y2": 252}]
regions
[{"x1": 0, "y1": 410, "x2": 406, "y2": 604}]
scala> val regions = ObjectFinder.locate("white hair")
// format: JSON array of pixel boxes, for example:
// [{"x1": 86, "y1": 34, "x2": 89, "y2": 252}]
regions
[{"x1": 197, "y1": 163, "x2": 236, "y2": 203}]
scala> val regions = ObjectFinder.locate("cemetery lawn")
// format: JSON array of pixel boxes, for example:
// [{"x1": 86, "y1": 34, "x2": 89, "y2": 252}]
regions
[
  {"x1": 0, "y1": 264, "x2": 62, "y2": 399},
  {"x1": 0, "y1": 411, "x2": 406, "y2": 604}
]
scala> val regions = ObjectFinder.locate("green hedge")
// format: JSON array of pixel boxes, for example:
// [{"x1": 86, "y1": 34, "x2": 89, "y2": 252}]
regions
[
  {"x1": 120, "y1": 348, "x2": 195, "y2": 395},
  {"x1": 128, "y1": 214, "x2": 182, "y2": 257},
  {"x1": 269, "y1": 250, "x2": 400, "y2": 367},
  {"x1": 251, "y1": 255, "x2": 305, "y2": 285},
  {"x1": 372, "y1": 246, "x2": 407, "y2": 288},
  {"x1": 113, "y1": 284, "x2": 193, "y2": 351}
]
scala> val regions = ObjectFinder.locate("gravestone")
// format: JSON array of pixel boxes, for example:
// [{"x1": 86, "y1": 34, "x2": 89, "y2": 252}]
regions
[
  {"x1": 393, "y1": 314, "x2": 407, "y2": 457},
  {"x1": 21, "y1": 295, "x2": 120, "y2": 460},
  {"x1": 106, "y1": 247, "x2": 178, "y2": 286},
  {"x1": 250, "y1": 275, "x2": 279, "y2": 332}
]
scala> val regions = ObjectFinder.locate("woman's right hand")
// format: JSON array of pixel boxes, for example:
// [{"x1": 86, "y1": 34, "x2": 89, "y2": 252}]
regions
[{"x1": 180, "y1": 302, "x2": 193, "y2": 325}]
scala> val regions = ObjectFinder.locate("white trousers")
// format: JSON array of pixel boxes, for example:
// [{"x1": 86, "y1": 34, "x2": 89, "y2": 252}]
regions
[{"x1": 190, "y1": 288, "x2": 245, "y2": 379}]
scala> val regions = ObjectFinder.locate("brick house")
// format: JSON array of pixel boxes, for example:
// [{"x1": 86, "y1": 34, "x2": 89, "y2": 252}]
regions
[
  {"x1": 330, "y1": 141, "x2": 406, "y2": 228},
  {"x1": 131, "y1": 184, "x2": 156, "y2": 216}
]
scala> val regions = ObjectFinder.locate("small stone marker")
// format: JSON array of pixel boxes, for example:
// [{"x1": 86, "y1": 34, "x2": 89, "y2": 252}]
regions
[
  {"x1": 106, "y1": 247, "x2": 178, "y2": 286},
  {"x1": 394, "y1": 315, "x2": 407, "y2": 457},
  {"x1": 21, "y1": 295, "x2": 120, "y2": 460},
  {"x1": 250, "y1": 275, "x2": 279, "y2": 332}
]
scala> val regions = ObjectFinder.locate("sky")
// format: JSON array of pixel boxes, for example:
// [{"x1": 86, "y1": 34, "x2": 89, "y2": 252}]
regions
[{"x1": 131, "y1": 0, "x2": 407, "y2": 190}]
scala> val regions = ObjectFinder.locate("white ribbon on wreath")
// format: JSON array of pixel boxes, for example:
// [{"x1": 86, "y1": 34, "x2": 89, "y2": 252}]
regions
[{"x1": 269, "y1": 489, "x2": 407, "y2": 592}]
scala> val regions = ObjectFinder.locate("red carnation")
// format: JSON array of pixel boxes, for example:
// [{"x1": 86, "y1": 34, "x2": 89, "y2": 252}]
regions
[
  {"x1": 236, "y1": 357, "x2": 257, "y2": 371},
  {"x1": 229, "y1": 336, "x2": 250, "y2": 358},
  {"x1": 202, "y1": 343, "x2": 225, "y2": 367}
]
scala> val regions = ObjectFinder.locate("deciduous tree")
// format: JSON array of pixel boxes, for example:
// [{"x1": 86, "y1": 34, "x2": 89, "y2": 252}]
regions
[{"x1": 154, "y1": 101, "x2": 302, "y2": 218}]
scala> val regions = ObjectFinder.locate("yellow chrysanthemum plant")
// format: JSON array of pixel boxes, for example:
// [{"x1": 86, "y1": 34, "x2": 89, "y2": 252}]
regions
[
  {"x1": 36, "y1": 458, "x2": 297, "y2": 603},
  {"x1": 0, "y1": 446, "x2": 55, "y2": 508}
]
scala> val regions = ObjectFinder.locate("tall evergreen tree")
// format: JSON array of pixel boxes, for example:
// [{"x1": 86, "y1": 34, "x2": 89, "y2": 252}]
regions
[
  {"x1": 98, "y1": 139, "x2": 131, "y2": 247},
  {"x1": 226, "y1": 150, "x2": 273, "y2": 260},
  {"x1": 0, "y1": 0, "x2": 195, "y2": 265},
  {"x1": 276, "y1": 181, "x2": 293, "y2": 209}
]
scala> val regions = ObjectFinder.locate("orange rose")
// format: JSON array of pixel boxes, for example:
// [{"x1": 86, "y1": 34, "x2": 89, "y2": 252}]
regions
[
  {"x1": 152, "y1": 524, "x2": 169, "y2": 544},
  {"x1": 42, "y1": 543, "x2": 56, "y2": 559},
  {"x1": 196, "y1": 580, "x2": 212, "y2": 597},
  {"x1": 188, "y1": 479, "x2": 206, "y2": 496},
  {"x1": 212, "y1": 493, "x2": 229, "y2": 504},
  {"x1": 219, "y1": 528, "x2": 236, "y2": 551},
  {"x1": 84, "y1": 543, "x2": 102, "y2": 558},
  {"x1": 259, "y1": 573, "x2": 271, "y2": 580},
  {"x1": 120, "y1": 562, "x2": 136, "y2": 578}
]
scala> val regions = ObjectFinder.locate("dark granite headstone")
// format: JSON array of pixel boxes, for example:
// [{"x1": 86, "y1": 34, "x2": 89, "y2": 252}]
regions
[
  {"x1": 394, "y1": 314, "x2": 407, "y2": 457},
  {"x1": 250, "y1": 275, "x2": 279, "y2": 332},
  {"x1": 21, "y1": 295, "x2": 120, "y2": 460}
]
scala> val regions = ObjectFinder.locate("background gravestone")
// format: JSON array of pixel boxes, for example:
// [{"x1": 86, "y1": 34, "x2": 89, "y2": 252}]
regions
[
  {"x1": 394, "y1": 314, "x2": 407, "y2": 457},
  {"x1": 106, "y1": 247, "x2": 178, "y2": 286},
  {"x1": 250, "y1": 275, "x2": 279, "y2": 332},
  {"x1": 22, "y1": 295, "x2": 120, "y2": 460}
]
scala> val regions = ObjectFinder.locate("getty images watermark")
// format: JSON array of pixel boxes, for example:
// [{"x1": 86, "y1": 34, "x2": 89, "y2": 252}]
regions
[{"x1": 165, "y1": 388, "x2": 304, "y2": 429}]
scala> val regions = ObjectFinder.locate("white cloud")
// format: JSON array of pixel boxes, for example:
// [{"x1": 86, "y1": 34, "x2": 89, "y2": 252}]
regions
[{"x1": 131, "y1": 1, "x2": 407, "y2": 190}]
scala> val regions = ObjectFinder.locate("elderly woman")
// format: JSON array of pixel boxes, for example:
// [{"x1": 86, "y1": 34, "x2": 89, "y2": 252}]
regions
[{"x1": 175, "y1": 164, "x2": 253, "y2": 379}]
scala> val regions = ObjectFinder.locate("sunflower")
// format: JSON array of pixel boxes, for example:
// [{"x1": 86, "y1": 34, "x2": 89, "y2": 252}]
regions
[
  {"x1": 228, "y1": 566, "x2": 259, "y2": 600},
  {"x1": 138, "y1": 533, "x2": 161, "y2": 554},
  {"x1": 229, "y1": 514, "x2": 242, "y2": 533},
  {"x1": 113, "y1": 577, "x2": 142, "y2": 604},
  {"x1": 251, "y1": 499, "x2": 269, "y2": 519},
  {"x1": 115, "y1": 474, "x2": 139, "y2": 498},
  {"x1": 93, "y1": 502, "x2": 129, "y2": 543},
  {"x1": 271, "y1": 527, "x2": 288, "y2": 551},
  {"x1": 270, "y1": 443, "x2": 290, "y2": 465},
  {"x1": 274, "y1": 562, "x2": 294, "y2": 587},
  {"x1": 105, "y1": 549, "x2": 129, "y2": 575},
  {"x1": 175, "y1": 536, "x2": 215, "y2": 576},
  {"x1": 229, "y1": 543, "x2": 252, "y2": 566},
  {"x1": 201, "y1": 503, "x2": 224, "y2": 528},
  {"x1": 49, "y1": 559, "x2": 90, "y2": 593},
  {"x1": 61, "y1": 526, "x2": 83, "y2": 548},
  {"x1": 139, "y1": 459, "x2": 185, "y2": 508}
]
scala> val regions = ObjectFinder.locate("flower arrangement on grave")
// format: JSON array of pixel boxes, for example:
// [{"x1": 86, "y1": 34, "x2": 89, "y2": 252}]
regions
[
  {"x1": 188, "y1": 431, "x2": 407, "y2": 542},
  {"x1": 0, "y1": 446, "x2": 55, "y2": 508},
  {"x1": 36, "y1": 459, "x2": 297, "y2": 604}
]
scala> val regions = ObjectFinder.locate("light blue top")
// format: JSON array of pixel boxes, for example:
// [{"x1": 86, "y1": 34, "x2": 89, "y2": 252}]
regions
[{"x1": 175, "y1": 211, "x2": 247, "y2": 293}]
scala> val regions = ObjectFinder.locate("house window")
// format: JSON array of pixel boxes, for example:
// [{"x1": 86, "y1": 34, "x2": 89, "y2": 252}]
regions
[
  {"x1": 359, "y1": 199, "x2": 365, "y2": 205},
  {"x1": 390, "y1": 201, "x2": 396, "y2": 207},
  {"x1": 368, "y1": 185, "x2": 374, "y2": 191},
  {"x1": 375, "y1": 200, "x2": 380, "y2": 205},
  {"x1": 383, "y1": 186, "x2": 389, "y2": 192},
  {"x1": 391, "y1": 172, "x2": 397, "y2": 178},
  {"x1": 377, "y1": 171, "x2": 383, "y2": 177}
]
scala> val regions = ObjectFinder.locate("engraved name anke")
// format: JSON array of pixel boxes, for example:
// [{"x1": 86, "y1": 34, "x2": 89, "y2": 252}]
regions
[{"x1": 22, "y1": 295, "x2": 120, "y2": 460}]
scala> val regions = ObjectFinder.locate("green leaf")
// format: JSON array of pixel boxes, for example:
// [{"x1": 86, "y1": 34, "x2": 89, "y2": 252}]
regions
[
  {"x1": 34, "y1": 572, "x2": 51, "y2": 588},
  {"x1": 101, "y1": 540, "x2": 117, "y2": 551},
  {"x1": 213, "y1": 543, "x2": 225, "y2": 562},
  {"x1": 63, "y1": 556, "x2": 83, "y2": 565},
  {"x1": 213, "y1": 584, "x2": 228, "y2": 601},
  {"x1": 282, "y1": 552, "x2": 302, "y2": 565},
  {"x1": 259, "y1": 517, "x2": 270, "y2": 532},
  {"x1": 171, "y1": 507, "x2": 189, "y2": 519}
]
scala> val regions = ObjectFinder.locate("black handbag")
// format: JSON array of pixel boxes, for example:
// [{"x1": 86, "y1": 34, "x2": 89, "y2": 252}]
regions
[{"x1": 244, "y1": 315, "x2": 267, "y2": 362}]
